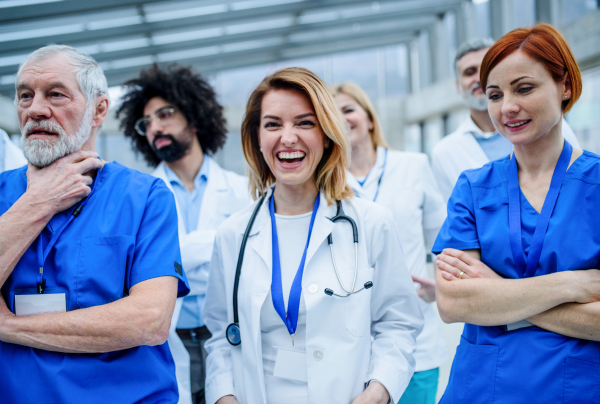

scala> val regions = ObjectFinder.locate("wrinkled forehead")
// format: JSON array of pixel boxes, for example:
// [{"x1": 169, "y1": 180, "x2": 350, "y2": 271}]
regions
[
  {"x1": 457, "y1": 48, "x2": 489, "y2": 73},
  {"x1": 17, "y1": 55, "x2": 80, "y2": 92}
]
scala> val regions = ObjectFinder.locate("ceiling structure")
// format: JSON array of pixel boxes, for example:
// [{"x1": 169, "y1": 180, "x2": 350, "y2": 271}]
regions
[{"x1": 0, "y1": 0, "x2": 464, "y2": 95}]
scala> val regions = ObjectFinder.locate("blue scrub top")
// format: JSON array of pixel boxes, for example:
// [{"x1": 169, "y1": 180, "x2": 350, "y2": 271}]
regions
[
  {"x1": 433, "y1": 152, "x2": 600, "y2": 404},
  {"x1": 0, "y1": 162, "x2": 190, "y2": 404}
]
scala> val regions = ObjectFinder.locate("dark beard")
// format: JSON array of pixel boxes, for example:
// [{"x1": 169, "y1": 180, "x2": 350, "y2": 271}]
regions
[{"x1": 152, "y1": 134, "x2": 191, "y2": 163}]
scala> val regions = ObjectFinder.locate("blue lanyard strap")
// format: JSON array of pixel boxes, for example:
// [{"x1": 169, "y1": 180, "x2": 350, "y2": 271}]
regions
[
  {"x1": 508, "y1": 140, "x2": 572, "y2": 278},
  {"x1": 36, "y1": 165, "x2": 100, "y2": 293},
  {"x1": 355, "y1": 148, "x2": 388, "y2": 202},
  {"x1": 269, "y1": 192, "x2": 320, "y2": 337}
]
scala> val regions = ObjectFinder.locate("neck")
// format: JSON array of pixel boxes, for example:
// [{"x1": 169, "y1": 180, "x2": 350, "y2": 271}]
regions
[
  {"x1": 349, "y1": 136, "x2": 377, "y2": 178},
  {"x1": 470, "y1": 108, "x2": 496, "y2": 133},
  {"x1": 513, "y1": 121, "x2": 564, "y2": 177},
  {"x1": 164, "y1": 140, "x2": 204, "y2": 192},
  {"x1": 80, "y1": 130, "x2": 104, "y2": 175},
  {"x1": 273, "y1": 180, "x2": 319, "y2": 216}
]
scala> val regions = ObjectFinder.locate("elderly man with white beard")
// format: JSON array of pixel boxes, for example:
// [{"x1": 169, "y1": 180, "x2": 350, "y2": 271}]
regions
[{"x1": 0, "y1": 45, "x2": 190, "y2": 404}]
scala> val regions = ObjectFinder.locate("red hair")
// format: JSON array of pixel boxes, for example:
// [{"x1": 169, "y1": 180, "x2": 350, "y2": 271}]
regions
[{"x1": 480, "y1": 23, "x2": 582, "y2": 114}]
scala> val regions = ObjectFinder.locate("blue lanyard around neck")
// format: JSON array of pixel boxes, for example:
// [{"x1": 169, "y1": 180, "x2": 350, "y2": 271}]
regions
[
  {"x1": 508, "y1": 140, "x2": 572, "y2": 278},
  {"x1": 355, "y1": 148, "x2": 388, "y2": 202},
  {"x1": 269, "y1": 191, "x2": 320, "y2": 338},
  {"x1": 36, "y1": 165, "x2": 101, "y2": 293}
]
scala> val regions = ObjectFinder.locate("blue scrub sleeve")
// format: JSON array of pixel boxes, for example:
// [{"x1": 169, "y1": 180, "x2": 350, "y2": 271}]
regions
[
  {"x1": 432, "y1": 172, "x2": 481, "y2": 254},
  {"x1": 128, "y1": 180, "x2": 190, "y2": 297}
]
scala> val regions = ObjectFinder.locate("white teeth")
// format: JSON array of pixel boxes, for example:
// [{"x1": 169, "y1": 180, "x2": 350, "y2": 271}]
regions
[
  {"x1": 278, "y1": 151, "x2": 306, "y2": 160},
  {"x1": 507, "y1": 120, "x2": 529, "y2": 127}
]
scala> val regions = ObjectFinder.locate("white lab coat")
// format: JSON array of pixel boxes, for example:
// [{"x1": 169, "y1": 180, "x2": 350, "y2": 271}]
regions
[
  {"x1": 1, "y1": 130, "x2": 26, "y2": 172},
  {"x1": 347, "y1": 148, "x2": 448, "y2": 372},
  {"x1": 202, "y1": 187, "x2": 424, "y2": 404},
  {"x1": 431, "y1": 116, "x2": 580, "y2": 201},
  {"x1": 152, "y1": 156, "x2": 250, "y2": 404}
]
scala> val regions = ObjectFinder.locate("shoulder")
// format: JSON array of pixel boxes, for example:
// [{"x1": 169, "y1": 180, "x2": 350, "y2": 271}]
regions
[
  {"x1": 458, "y1": 157, "x2": 509, "y2": 189},
  {"x1": 210, "y1": 159, "x2": 249, "y2": 197},
  {"x1": 345, "y1": 196, "x2": 393, "y2": 228},
  {"x1": 387, "y1": 149, "x2": 428, "y2": 165},
  {"x1": 102, "y1": 162, "x2": 173, "y2": 201},
  {"x1": 215, "y1": 198, "x2": 261, "y2": 239},
  {"x1": 569, "y1": 151, "x2": 600, "y2": 183},
  {"x1": 0, "y1": 166, "x2": 27, "y2": 208},
  {"x1": 431, "y1": 129, "x2": 469, "y2": 159}
]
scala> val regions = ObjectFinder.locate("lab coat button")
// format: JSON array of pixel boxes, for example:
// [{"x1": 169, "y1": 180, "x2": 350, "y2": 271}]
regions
[
  {"x1": 308, "y1": 284, "x2": 318, "y2": 294},
  {"x1": 313, "y1": 349, "x2": 324, "y2": 360}
]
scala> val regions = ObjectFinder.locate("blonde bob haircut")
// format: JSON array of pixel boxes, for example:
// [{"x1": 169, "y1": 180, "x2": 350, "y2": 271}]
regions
[
  {"x1": 330, "y1": 82, "x2": 389, "y2": 150},
  {"x1": 241, "y1": 67, "x2": 353, "y2": 205}
]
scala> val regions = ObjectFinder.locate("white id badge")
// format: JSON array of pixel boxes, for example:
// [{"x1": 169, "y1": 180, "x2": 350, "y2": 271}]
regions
[
  {"x1": 273, "y1": 347, "x2": 308, "y2": 382},
  {"x1": 15, "y1": 293, "x2": 66, "y2": 316},
  {"x1": 505, "y1": 320, "x2": 533, "y2": 331}
]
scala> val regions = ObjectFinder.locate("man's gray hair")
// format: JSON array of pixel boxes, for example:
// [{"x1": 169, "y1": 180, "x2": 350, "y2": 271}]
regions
[
  {"x1": 15, "y1": 44, "x2": 108, "y2": 108},
  {"x1": 454, "y1": 37, "x2": 495, "y2": 76}
]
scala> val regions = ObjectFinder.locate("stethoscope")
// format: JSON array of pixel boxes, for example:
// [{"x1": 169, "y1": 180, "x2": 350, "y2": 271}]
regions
[{"x1": 226, "y1": 194, "x2": 373, "y2": 346}]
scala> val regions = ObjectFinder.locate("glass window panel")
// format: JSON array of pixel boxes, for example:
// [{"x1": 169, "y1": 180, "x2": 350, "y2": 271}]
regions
[
  {"x1": 474, "y1": 1, "x2": 491, "y2": 39},
  {"x1": 404, "y1": 123, "x2": 422, "y2": 152},
  {"x1": 512, "y1": 0, "x2": 535, "y2": 29},
  {"x1": 566, "y1": 67, "x2": 600, "y2": 154},
  {"x1": 562, "y1": 0, "x2": 598, "y2": 25},
  {"x1": 385, "y1": 44, "x2": 409, "y2": 98},
  {"x1": 331, "y1": 48, "x2": 379, "y2": 100}
]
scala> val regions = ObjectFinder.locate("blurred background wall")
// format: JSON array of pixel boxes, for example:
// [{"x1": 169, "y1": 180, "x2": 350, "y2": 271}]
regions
[{"x1": 1, "y1": 0, "x2": 600, "y2": 401}]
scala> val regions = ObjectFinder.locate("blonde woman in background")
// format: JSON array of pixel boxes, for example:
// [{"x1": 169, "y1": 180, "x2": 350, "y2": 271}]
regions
[
  {"x1": 333, "y1": 82, "x2": 448, "y2": 404},
  {"x1": 202, "y1": 68, "x2": 424, "y2": 404}
]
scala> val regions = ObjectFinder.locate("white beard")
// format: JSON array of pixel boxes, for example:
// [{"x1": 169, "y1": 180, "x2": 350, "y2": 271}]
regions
[
  {"x1": 20, "y1": 107, "x2": 94, "y2": 168},
  {"x1": 461, "y1": 83, "x2": 488, "y2": 111}
]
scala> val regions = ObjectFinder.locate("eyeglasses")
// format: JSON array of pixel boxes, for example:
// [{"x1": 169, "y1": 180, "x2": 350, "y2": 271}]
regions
[{"x1": 134, "y1": 106, "x2": 177, "y2": 136}]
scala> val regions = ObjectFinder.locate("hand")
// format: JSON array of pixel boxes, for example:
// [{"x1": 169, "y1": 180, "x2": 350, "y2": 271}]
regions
[
  {"x1": 350, "y1": 381, "x2": 390, "y2": 404},
  {"x1": 25, "y1": 151, "x2": 103, "y2": 217},
  {"x1": 568, "y1": 269, "x2": 600, "y2": 304},
  {"x1": 216, "y1": 395, "x2": 240, "y2": 404},
  {"x1": 411, "y1": 275, "x2": 436, "y2": 302},
  {"x1": 436, "y1": 248, "x2": 501, "y2": 281}
]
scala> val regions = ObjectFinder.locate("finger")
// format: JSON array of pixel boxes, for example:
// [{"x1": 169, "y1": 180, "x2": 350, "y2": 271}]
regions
[
  {"x1": 81, "y1": 174, "x2": 94, "y2": 187},
  {"x1": 440, "y1": 270, "x2": 459, "y2": 281},
  {"x1": 443, "y1": 248, "x2": 476, "y2": 266},
  {"x1": 411, "y1": 274, "x2": 425, "y2": 284},
  {"x1": 436, "y1": 259, "x2": 466, "y2": 279},
  {"x1": 72, "y1": 156, "x2": 103, "y2": 174},
  {"x1": 438, "y1": 253, "x2": 471, "y2": 274}
]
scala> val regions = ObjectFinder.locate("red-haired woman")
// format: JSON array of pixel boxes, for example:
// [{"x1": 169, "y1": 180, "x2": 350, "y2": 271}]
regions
[{"x1": 432, "y1": 23, "x2": 600, "y2": 403}]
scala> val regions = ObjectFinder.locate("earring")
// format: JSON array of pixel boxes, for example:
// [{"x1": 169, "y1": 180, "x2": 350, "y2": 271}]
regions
[{"x1": 564, "y1": 96, "x2": 568, "y2": 100}]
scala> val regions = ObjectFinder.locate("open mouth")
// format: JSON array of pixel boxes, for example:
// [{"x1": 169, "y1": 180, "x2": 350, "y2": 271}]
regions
[
  {"x1": 277, "y1": 150, "x2": 306, "y2": 166},
  {"x1": 27, "y1": 129, "x2": 58, "y2": 137},
  {"x1": 505, "y1": 119, "x2": 531, "y2": 128}
]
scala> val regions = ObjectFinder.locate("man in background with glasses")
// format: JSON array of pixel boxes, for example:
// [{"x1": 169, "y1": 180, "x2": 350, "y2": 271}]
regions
[{"x1": 118, "y1": 64, "x2": 249, "y2": 404}]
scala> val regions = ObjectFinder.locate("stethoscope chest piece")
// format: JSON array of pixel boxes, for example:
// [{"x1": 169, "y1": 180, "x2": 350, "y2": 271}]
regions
[{"x1": 226, "y1": 323, "x2": 241, "y2": 346}]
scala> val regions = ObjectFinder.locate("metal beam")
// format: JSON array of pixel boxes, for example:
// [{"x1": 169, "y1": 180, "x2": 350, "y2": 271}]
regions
[
  {"x1": 89, "y1": 14, "x2": 435, "y2": 64},
  {"x1": 102, "y1": 33, "x2": 414, "y2": 88},
  {"x1": 0, "y1": 0, "x2": 460, "y2": 54},
  {"x1": 0, "y1": 0, "x2": 168, "y2": 24}
]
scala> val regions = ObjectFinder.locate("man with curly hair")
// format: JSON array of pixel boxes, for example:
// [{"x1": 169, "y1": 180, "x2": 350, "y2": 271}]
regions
[{"x1": 118, "y1": 64, "x2": 249, "y2": 404}]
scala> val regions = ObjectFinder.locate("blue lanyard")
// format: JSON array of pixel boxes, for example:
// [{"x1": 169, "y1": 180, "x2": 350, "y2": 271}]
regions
[
  {"x1": 269, "y1": 192, "x2": 320, "y2": 341},
  {"x1": 355, "y1": 148, "x2": 388, "y2": 202},
  {"x1": 508, "y1": 140, "x2": 572, "y2": 278},
  {"x1": 36, "y1": 166, "x2": 100, "y2": 293}
]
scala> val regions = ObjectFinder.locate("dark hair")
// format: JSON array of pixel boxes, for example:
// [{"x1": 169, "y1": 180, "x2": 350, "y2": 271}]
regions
[{"x1": 117, "y1": 64, "x2": 227, "y2": 167}]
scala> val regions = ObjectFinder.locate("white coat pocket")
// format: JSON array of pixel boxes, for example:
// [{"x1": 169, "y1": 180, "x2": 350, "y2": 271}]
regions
[{"x1": 342, "y1": 268, "x2": 374, "y2": 337}]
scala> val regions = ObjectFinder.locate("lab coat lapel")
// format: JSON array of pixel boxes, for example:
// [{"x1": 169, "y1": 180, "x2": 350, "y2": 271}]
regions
[
  {"x1": 304, "y1": 192, "x2": 336, "y2": 269},
  {"x1": 152, "y1": 163, "x2": 186, "y2": 238},
  {"x1": 197, "y1": 156, "x2": 227, "y2": 231}
]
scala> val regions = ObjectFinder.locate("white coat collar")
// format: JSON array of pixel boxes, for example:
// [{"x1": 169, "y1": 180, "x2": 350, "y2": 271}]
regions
[
  {"x1": 152, "y1": 155, "x2": 228, "y2": 236},
  {"x1": 346, "y1": 146, "x2": 387, "y2": 199},
  {"x1": 460, "y1": 115, "x2": 496, "y2": 140},
  {"x1": 2, "y1": 130, "x2": 27, "y2": 171}
]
